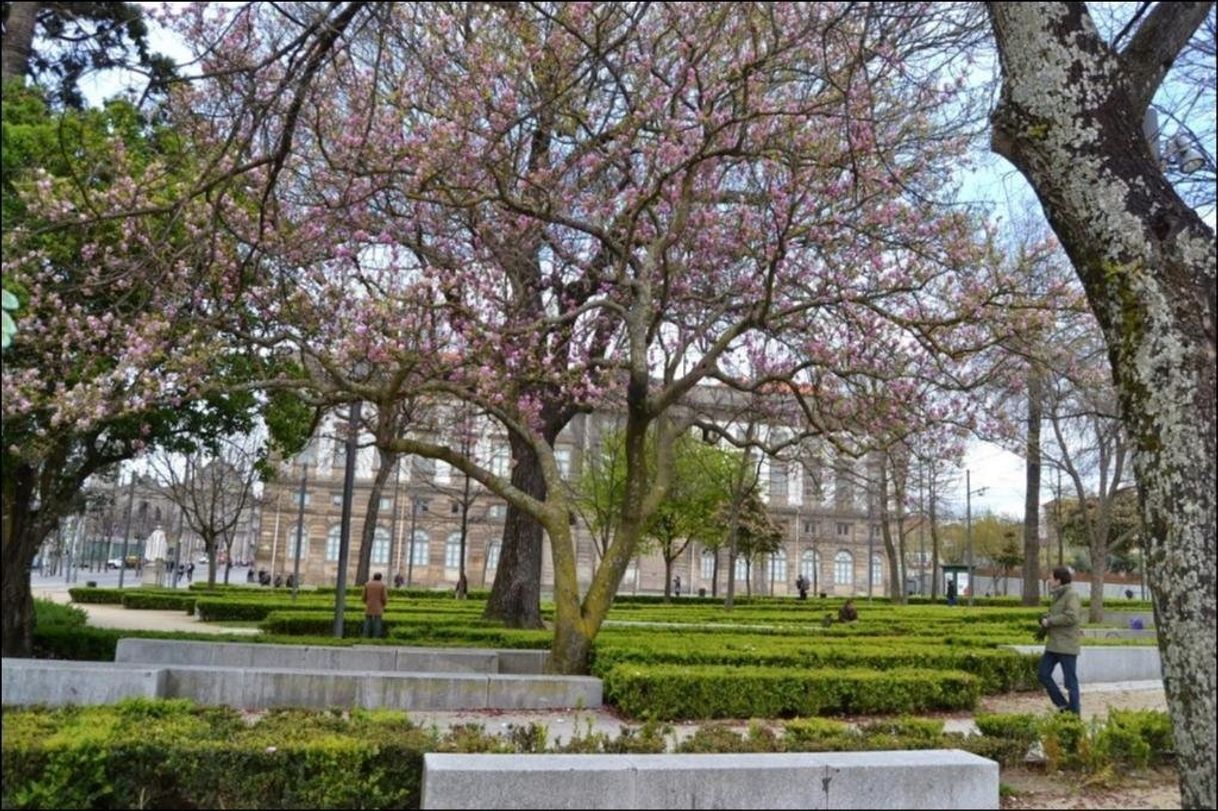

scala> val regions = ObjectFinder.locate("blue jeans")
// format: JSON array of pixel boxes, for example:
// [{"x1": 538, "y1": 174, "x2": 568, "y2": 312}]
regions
[
  {"x1": 362, "y1": 614, "x2": 383, "y2": 639},
  {"x1": 1038, "y1": 650, "x2": 1080, "y2": 714}
]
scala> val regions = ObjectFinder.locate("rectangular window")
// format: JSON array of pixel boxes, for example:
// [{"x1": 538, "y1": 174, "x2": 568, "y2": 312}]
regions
[
  {"x1": 555, "y1": 448, "x2": 571, "y2": 478},
  {"x1": 870, "y1": 525, "x2": 881, "y2": 539},
  {"x1": 293, "y1": 492, "x2": 310, "y2": 506},
  {"x1": 769, "y1": 462, "x2": 788, "y2": 501},
  {"x1": 451, "y1": 500, "x2": 460, "y2": 515},
  {"x1": 331, "y1": 494, "x2": 343, "y2": 508},
  {"x1": 837, "y1": 522, "x2": 851, "y2": 537}
]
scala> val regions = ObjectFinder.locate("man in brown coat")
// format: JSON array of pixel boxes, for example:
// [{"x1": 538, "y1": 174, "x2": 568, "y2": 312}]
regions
[{"x1": 362, "y1": 572, "x2": 388, "y2": 638}]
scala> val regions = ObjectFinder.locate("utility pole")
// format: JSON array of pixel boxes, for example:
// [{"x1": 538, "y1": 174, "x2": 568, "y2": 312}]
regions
[
  {"x1": 406, "y1": 496, "x2": 419, "y2": 587},
  {"x1": 334, "y1": 402, "x2": 361, "y2": 638},
  {"x1": 291, "y1": 462, "x2": 308, "y2": 603},
  {"x1": 965, "y1": 469, "x2": 988, "y2": 607},
  {"x1": 1055, "y1": 467, "x2": 1064, "y2": 566},
  {"x1": 117, "y1": 471, "x2": 137, "y2": 589}
]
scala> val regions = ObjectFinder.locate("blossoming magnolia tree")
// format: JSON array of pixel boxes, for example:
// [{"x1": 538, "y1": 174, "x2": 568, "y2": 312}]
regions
[
  {"x1": 0, "y1": 90, "x2": 261, "y2": 655},
  {"x1": 168, "y1": 2, "x2": 1023, "y2": 673}
]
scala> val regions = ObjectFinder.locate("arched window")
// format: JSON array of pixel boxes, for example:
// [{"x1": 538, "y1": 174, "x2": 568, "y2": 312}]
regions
[
  {"x1": 800, "y1": 550, "x2": 820, "y2": 582},
  {"x1": 445, "y1": 533, "x2": 463, "y2": 569},
  {"x1": 768, "y1": 548, "x2": 787, "y2": 582},
  {"x1": 410, "y1": 530, "x2": 430, "y2": 566},
  {"x1": 486, "y1": 541, "x2": 501, "y2": 571},
  {"x1": 871, "y1": 555, "x2": 884, "y2": 588},
  {"x1": 700, "y1": 550, "x2": 716, "y2": 580},
  {"x1": 834, "y1": 551, "x2": 853, "y2": 586},
  {"x1": 734, "y1": 556, "x2": 749, "y2": 581},
  {"x1": 285, "y1": 524, "x2": 308, "y2": 562},
  {"x1": 325, "y1": 525, "x2": 341, "y2": 561},
  {"x1": 371, "y1": 526, "x2": 390, "y2": 565}
]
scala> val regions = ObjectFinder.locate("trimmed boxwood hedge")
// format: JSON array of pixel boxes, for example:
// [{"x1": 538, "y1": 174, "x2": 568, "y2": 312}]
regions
[
  {"x1": 121, "y1": 592, "x2": 198, "y2": 613},
  {"x1": 603, "y1": 664, "x2": 981, "y2": 720}
]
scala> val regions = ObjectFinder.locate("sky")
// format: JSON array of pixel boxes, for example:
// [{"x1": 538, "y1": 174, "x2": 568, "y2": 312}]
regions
[{"x1": 84, "y1": 4, "x2": 1213, "y2": 522}]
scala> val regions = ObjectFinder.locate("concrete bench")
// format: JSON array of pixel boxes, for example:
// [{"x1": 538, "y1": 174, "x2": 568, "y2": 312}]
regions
[
  {"x1": 420, "y1": 751, "x2": 999, "y2": 809},
  {"x1": 1, "y1": 658, "x2": 600, "y2": 712},
  {"x1": 1003, "y1": 645, "x2": 1162, "y2": 682},
  {"x1": 114, "y1": 638, "x2": 550, "y2": 675},
  {"x1": 2, "y1": 659, "x2": 166, "y2": 706}
]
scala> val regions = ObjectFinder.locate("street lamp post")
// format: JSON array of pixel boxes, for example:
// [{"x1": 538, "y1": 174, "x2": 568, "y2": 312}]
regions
[
  {"x1": 334, "y1": 401, "x2": 362, "y2": 638},
  {"x1": 965, "y1": 469, "x2": 988, "y2": 607},
  {"x1": 291, "y1": 462, "x2": 308, "y2": 603},
  {"x1": 117, "y1": 472, "x2": 137, "y2": 589},
  {"x1": 406, "y1": 496, "x2": 419, "y2": 587}
]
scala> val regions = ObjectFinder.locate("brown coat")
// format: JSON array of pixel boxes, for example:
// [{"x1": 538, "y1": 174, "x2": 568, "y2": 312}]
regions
[{"x1": 362, "y1": 579, "x2": 388, "y2": 616}]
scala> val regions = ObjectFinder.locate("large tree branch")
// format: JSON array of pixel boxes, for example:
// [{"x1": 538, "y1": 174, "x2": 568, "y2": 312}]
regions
[{"x1": 1120, "y1": 1, "x2": 1213, "y2": 115}]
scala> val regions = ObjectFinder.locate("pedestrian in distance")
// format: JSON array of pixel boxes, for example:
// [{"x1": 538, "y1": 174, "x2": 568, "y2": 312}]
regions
[
  {"x1": 673, "y1": 575, "x2": 681, "y2": 597},
  {"x1": 362, "y1": 572, "x2": 389, "y2": 638},
  {"x1": 837, "y1": 598, "x2": 859, "y2": 623},
  {"x1": 946, "y1": 577, "x2": 957, "y2": 607},
  {"x1": 393, "y1": 571, "x2": 405, "y2": 588},
  {"x1": 1038, "y1": 565, "x2": 1082, "y2": 715},
  {"x1": 186, "y1": 562, "x2": 194, "y2": 583},
  {"x1": 246, "y1": 568, "x2": 255, "y2": 584},
  {"x1": 273, "y1": 573, "x2": 282, "y2": 588},
  {"x1": 796, "y1": 574, "x2": 809, "y2": 600}
]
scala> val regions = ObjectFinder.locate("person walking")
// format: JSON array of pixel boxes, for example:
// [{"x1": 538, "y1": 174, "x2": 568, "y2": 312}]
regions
[
  {"x1": 362, "y1": 572, "x2": 389, "y2": 639},
  {"x1": 946, "y1": 577, "x2": 957, "y2": 607},
  {"x1": 1038, "y1": 565, "x2": 1082, "y2": 715}
]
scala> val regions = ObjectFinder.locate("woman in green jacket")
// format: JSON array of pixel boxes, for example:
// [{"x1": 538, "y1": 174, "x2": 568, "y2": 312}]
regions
[{"x1": 1038, "y1": 566, "x2": 1082, "y2": 714}]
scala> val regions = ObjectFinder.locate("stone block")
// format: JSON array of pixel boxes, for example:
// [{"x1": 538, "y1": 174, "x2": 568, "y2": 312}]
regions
[
  {"x1": 1, "y1": 659, "x2": 165, "y2": 706},
  {"x1": 1003, "y1": 645, "x2": 1162, "y2": 682},
  {"x1": 486, "y1": 674, "x2": 602, "y2": 710},
  {"x1": 362, "y1": 673, "x2": 491, "y2": 710},
  {"x1": 494, "y1": 650, "x2": 549, "y2": 675},
  {"x1": 420, "y1": 751, "x2": 998, "y2": 809}
]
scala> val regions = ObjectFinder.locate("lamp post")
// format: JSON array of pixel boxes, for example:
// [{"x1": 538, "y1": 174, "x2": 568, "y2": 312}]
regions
[
  {"x1": 406, "y1": 496, "x2": 419, "y2": 587},
  {"x1": 964, "y1": 469, "x2": 988, "y2": 607},
  {"x1": 291, "y1": 462, "x2": 308, "y2": 603},
  {"x1": 117, "y1": 471, "x2": 137, "y2": 589},
  {"x1": 334, "y1": 401, "x2": 362, "y2": 638}
]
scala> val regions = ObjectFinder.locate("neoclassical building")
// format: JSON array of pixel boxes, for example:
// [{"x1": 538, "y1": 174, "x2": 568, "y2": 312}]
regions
[{"x1": 253, "y1": 395, "x2": 897, "y2": 597}]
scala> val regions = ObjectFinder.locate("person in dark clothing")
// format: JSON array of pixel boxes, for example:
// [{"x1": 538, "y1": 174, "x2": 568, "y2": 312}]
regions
[
  {"x1": 362, "y1": 572, "x2": 389, "y2": 638},
  {"x1": 796, "y1": 574, "x2": 809, "y2": 600},
  {"x1": 946, "y1": 578, "x2": 958, "y2": 607},
  {"x1": 1038, "y1": 566, "x2": 1082, "y2": 714},
  {"x1": 837, "y1": 598, "x2": 858, "y2": 623}
]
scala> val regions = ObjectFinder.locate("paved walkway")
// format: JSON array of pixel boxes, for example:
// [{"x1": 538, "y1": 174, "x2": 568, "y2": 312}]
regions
[{"x1": 34, "y1": 583, "x2": 260, "y2": 635}]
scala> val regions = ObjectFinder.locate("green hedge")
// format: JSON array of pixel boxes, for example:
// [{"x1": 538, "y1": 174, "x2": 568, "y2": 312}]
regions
[
  {"x1": 66, "y1": 587, "x2": 126, "y2": 604},
  {"x1": 603, "y1": 664, "x2": 981, "y2": 720},
  {"x1": 591, "y1": 633, "x2": 1039, "y2": 694},
  {"x1": 388, "y1": 624, "x2": 553, "y2": 649},
  {"x1": 120, "y1": 592, "x2": 198, "y2": 613}
]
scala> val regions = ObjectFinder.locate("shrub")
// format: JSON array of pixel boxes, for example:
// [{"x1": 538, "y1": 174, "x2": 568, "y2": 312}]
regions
[
  {"x1": 1095, "y1": 709, "x2": 1173, "y2": 768},
  {"x1": 859, "y1": 716, "x2": 945, "y2": 741},
  {"x1": 603, "y1": 664, "x2": 979, "y2": 720},
  {"x1": 1039, "y1": 711, "x2": 1093, "y2": 772}
]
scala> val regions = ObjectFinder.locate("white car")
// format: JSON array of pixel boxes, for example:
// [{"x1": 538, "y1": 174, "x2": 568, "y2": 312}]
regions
[{"x1": 106, "y1": 558, "x2": 123, "y2": 570}]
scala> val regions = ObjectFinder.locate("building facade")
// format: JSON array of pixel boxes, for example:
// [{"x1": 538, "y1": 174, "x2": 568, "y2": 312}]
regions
[{"x1": 254, "y1": 405, "x2": 897, "y2": 597}]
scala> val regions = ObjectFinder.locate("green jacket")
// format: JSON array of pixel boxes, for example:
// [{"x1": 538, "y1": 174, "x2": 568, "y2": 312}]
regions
[{"x1": 1044, "y1": 583, "x2": 1082, "y2": 655}]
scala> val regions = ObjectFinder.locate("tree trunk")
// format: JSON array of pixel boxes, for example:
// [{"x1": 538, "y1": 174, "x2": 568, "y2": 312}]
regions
[
  {"x1": 355, "y1": 452, "x2": 395, "y2": 586},
  {"x1": 483, "y1": 434, "x2": 545, "y2": 629},
  {"x1": 989, "y1": 6, "x2": 1216, "y2": 806},
  {"x1": 1022, "y1": 368, "x2": 1044, "y2": 606},
  {"x1": 879, "y1": 460, "x2": 904, "y2": 603},
  {"x1": 711, "y1": 548, "x2": 719, "y2": 598},
  {"x1": 1, "y1": 486, "x2": 45, "y2": 656},
  {"x1": 0, "y1": 1, "x2": 38, "y2": 86}
]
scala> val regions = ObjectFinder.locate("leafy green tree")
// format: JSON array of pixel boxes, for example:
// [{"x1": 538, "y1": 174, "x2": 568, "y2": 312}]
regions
[{"x1": 1, "y1": 86, "x2": 260, "y2": 655}]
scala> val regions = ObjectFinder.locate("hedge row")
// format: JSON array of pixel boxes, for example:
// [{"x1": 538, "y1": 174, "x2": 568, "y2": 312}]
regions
[
  {"x1": 602, "y1": 664, "x2": 982, "y2": 720},
  {"x1": 2, "y1": 699, "x2": 1175, "y2": 810},
  {"x1": 591, "y1": 636, "x2": 1038, "y2": 694},
  {"x1": 120, "y1": 592, "x2": 198, "y2": 613}
]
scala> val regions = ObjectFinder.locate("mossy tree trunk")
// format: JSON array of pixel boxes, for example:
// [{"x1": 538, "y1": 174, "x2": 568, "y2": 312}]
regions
[{"x1": 988, "y1": 4, "x2": 1216, "y2": 806}]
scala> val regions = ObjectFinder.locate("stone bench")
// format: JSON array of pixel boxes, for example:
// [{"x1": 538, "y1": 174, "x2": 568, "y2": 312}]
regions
[
  {"x1": 113, "y1": 638, "x2": 550, "y2": 675},
  {"x1": 2, "y1": 659, "x2": 165, "y2": 706},
  {"x1": 1003, "y1": 645, "x2": 1162, "y2": 682},
  {"x1": 1, "y1": 658, "x2": 600, "y2": 712},
  {"x1": 420, "y1": 751, "x2": 999, "y2": 809}
]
